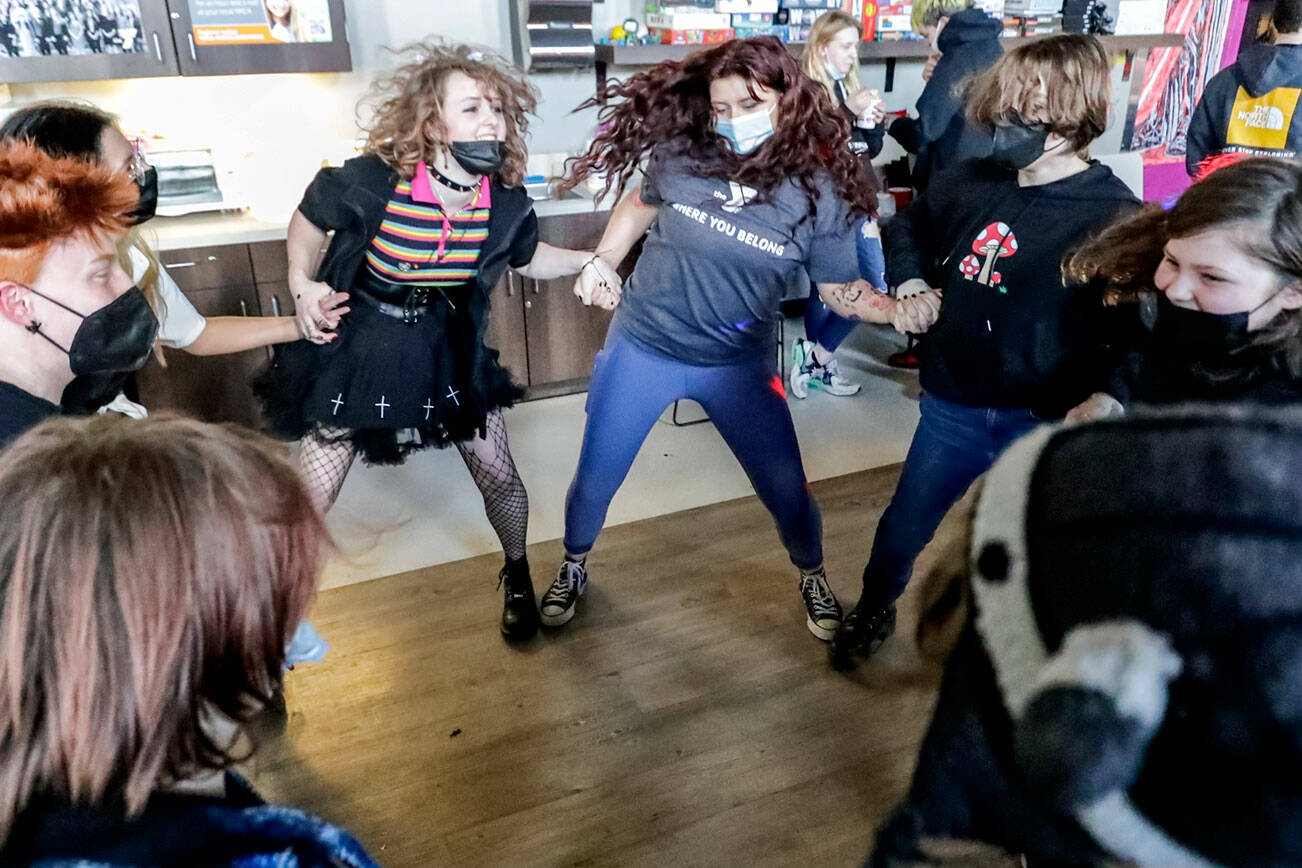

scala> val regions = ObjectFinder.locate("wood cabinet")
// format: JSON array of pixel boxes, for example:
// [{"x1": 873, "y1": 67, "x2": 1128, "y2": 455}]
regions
[
  {"x1": 487, "y1": 209, "x2": 631, "y2": 396},
  {"x1": 136, "y1": 242, "x2": 266, "y2": 427}
]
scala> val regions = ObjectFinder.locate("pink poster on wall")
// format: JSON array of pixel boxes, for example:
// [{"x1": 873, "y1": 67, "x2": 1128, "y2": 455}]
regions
[{"x1": 1129, "y1": 0, "x2": 1250, "y2": 201}]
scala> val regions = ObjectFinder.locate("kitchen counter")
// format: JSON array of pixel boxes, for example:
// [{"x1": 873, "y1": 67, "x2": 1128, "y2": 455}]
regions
[{"x1": 146, "y1": 191, "x2": 615, "y2": 252}]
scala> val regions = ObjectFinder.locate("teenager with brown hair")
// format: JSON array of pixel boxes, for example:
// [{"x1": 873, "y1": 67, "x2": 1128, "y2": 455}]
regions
[
  {"x1": 833, "y1": 35, "x2": 1141, "y2": 668},
  {"x1": 1067, "y1": 156, "x2": 1302, "y2": 417},
  {"x1": 0, "y1": 414, "x2": 377, "y2": 866}
]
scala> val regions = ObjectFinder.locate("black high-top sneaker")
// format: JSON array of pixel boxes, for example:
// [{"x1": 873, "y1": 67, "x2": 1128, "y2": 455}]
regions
[
  {"x1": 829, "y1": 602, "x2": 896, "y2": 670},
  {"x1": 499, "y1": 556, "x2": 540, "y2": 640}
]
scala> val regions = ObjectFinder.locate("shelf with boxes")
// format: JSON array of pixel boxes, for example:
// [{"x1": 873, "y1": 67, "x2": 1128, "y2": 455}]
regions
[{"x1": 603, "y1": 0, "x2": 1180, "y2": 52}]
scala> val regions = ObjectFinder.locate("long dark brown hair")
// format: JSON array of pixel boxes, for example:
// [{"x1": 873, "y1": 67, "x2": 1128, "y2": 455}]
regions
[
  {"x1": 562, "y1": 37, "x2": 877, "y2": 217},
  {"x1": 1067, "y1": 157, "x2": 1302, "y2": 379}
]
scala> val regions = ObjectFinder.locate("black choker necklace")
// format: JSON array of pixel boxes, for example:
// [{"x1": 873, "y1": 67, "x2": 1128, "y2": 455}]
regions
[{"x1": 429, "y1": 164, "x2": 477, "y2": 193}]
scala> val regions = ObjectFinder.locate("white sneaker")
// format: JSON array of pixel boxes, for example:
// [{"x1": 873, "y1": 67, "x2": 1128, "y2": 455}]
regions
[
  {"x1": 808, "y1": 357, "x2": 861, "y2": 397},
  {"x1": 789, "y1": 338, "x2": 817, "y2": 400}
]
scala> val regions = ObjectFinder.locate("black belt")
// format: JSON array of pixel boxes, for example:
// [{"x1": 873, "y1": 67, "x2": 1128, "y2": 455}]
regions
[{"x1": 353, "y1": 284, "x2": 436, "y2": 324}]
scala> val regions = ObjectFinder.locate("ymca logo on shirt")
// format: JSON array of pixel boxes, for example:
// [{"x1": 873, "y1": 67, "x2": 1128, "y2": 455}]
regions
[
  {"x1": 716, "y1": 181, "x2": 758, "y2": 213},
  {"x1": 1227, "y1": 85, "x2": 1301, "y2": 151}
]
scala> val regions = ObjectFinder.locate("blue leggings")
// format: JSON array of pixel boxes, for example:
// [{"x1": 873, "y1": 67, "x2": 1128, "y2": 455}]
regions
[
  {"x1": 564, "y1": 330, "x2": 823, "y2": 571},
  {"x1": 804, "y1": 291, "x2": 857, "y2": 352}
]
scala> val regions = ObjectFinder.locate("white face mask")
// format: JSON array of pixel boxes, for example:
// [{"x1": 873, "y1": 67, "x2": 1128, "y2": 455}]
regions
[
  {"x1": 715, "y1": 104, "x2": 776, "y2": 155},
  {"x1": 824, "y1": 58, "x2": 847, "y2": 82}
]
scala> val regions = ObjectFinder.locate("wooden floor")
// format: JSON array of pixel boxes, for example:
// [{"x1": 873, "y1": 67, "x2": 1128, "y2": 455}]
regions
[{"x1": 250, "y1": 464, "x2": 958, "y2": 867}]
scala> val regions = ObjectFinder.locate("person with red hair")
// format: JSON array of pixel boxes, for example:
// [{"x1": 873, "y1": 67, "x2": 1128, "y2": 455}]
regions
[
  {"x1": 543, "y1": 37, "x2": 935, "y2": 640},
  {"x1": 0, "y1": 138, "x2": 154, "y2": 450}
]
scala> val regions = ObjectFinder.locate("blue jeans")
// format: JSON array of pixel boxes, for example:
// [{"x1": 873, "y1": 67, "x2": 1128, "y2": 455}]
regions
[
  {"x1": 564, "y1": 329, "x2": 823, "y2": 571},
  {"x1": 860, "y1": 393, "x2": 1044, "y2": 609}
]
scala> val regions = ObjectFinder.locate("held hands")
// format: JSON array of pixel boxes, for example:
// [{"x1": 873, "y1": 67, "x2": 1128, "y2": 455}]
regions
[
  {"x1": 291, "y1": 275, "x2": 350, "y2": 344},
  {"x1": 573, "y1": 254, "x2": 624, "y2": 311},
  {"x1": 1064, "y1": 392, "x2": 1125, "y2": 425},
  {"x1": 891, "y1": 289, "x2": 942, "y2": 335}
]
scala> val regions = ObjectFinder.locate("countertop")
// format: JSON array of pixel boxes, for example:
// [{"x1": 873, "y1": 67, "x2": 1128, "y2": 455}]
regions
[{"x1": 146, "y1": 192, "x2": 615, "y2": 252}]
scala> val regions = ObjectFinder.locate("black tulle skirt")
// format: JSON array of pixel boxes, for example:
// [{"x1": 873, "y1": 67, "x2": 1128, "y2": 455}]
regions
[{"x1": 254, "y1": 287, "x2": 523, "y2": 465}]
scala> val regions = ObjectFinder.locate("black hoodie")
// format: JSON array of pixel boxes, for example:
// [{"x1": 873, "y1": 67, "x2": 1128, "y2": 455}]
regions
[
  {"x1": 884, "y1": 158, "x2": 1140, "y2": 417},
  {"x1": 887, "y1": 7, "x2": 1003, "y2": 191},
  {"x1": 1186, "y1": 42, "x2": 1302, "y2": 174}
]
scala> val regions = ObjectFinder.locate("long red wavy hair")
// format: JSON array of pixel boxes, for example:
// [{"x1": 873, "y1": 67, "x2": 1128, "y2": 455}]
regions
[{"x1": 563, "y1": 37, "x2": 877, "y2": 218}]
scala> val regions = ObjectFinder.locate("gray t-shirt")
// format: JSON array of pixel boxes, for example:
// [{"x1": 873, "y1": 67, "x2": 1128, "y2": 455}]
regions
[{"x1": 612, "y1": 146, "x2": 862, "y2": 365}]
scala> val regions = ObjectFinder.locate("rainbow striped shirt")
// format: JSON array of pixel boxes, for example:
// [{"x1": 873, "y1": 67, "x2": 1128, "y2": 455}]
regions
[{"x1": 363, "y1": 163, "x2": 492, "y2": 288}]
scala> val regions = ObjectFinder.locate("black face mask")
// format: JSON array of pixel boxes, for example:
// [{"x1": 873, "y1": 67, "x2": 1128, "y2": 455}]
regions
[
  {"x1": 26, "y1": 285, "x2": 159, "y2": 376},
  {"x1": 449, "y1": 140, "x2": 506, "y2": 177},
  {"x1": 991, "y1": 115, "x2": 1051, "y2": 171},
  {"x1": 1152, "y1": 291, "x2": 1253, "y2": 356},
  {"x1": 128, "y1": 166, "x2": 158, "y2": 225},
  {"x1": 60, "y1": 371, "x2": 134, "y2": 414}
]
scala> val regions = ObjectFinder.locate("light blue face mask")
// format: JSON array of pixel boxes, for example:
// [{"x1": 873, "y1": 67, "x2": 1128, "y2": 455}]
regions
[
  {"x1": 715, "y1": 104, "x2": 775, "y2": 155},
  {"x1": 824, "y1": 58, "x2": 847, "y2": 82}
]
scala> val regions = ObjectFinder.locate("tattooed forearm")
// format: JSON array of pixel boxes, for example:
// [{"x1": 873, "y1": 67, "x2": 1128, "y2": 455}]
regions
[{"x1": 818, "y1": 280, "x2": 894, "y2": 324}]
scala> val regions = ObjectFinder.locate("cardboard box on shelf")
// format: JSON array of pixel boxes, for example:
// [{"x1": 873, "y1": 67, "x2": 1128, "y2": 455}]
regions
[
  {"x1": 877, "y1": 14, "x2": 913, "y2": 31},
  {"x1": 652, "y1": 27, "x2": 737, "y2": 43},
  {"x1": 734, "y1": 24, "x2": 783, "y2": 36},
  {"x1": 731, "y1": 12, "x2": 776, "y2": 25},
  {"x1": 646, "y1": 11, "x2": 733, "y2": 29},
  {"x1": 1114, "y1": 0, "x2": 1166, "y2": 34},
  {"x1": 644, "y1": 2, "x2": 715, "y2": 11},
  {"x1": 717, "y1": 0, "x2": 780, "y2": 11}
]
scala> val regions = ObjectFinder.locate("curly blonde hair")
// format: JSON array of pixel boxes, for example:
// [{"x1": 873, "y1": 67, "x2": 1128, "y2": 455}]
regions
[{"x1": 359, "y1": 40, "x2": 538, "y2": 187}]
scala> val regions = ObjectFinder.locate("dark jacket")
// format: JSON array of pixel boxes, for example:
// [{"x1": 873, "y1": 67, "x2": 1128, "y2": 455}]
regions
[
  {"x1": 0, "y1": 380, "x2": 59, "y2": 452},
  {"x1": 1, "y1": 772, "x2": 379, "y2": 867},
  {"x1": 297, "y1": 154, "x2": 539, "y2": 420},
  {"x1": 884, "y1": 158, "x2": 1140, "y2": 418},
  {"x1": 887, "y1": 8, "x2": 1003, "y2": 191},
  {"x1": 1104, "y1": 297, "x2": 1302, "y2": 405},
  {"x1": 1186, "y1": 43, "x2": 1302, "y2": 174}
]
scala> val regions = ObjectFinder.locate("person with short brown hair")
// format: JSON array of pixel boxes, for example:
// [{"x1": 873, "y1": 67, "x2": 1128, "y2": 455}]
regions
[
  {"x1": 0, "y1": 413, "x2": 378, "y2": 866},
  {"x1": 832, "y1": 35, "x2": 1141, "y2": 668},
  {"x1": 0, "y1": 138, "x2": 154, "y2": 450}
]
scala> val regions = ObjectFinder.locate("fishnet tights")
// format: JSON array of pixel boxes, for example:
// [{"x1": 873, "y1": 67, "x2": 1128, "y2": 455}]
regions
[
  {"x1": 454, "y1": 409, "x2": 528, "y2": 560},
  {"x1": 297, "y1": 411, "x2": 528, "y2": 560}
]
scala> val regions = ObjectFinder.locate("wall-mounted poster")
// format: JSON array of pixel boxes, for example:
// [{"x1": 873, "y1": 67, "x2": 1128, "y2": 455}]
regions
[
  {"x1": 0, "y1": 0, "x2": 146, "y2": 57},
  {"x1": 188, "y1": 0, "x2": 331, "y2": 46}
]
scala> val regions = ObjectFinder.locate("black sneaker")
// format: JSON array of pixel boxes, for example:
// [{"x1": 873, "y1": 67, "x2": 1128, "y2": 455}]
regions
[
  {"x1": 799, "y1": 569, "x2": 843, "y2": 641},
  {"x1": 829, "y1": 602, "x2": 896, "y2": 669},
  {"x1": 498, "y1": 556, "x2": 540, "y2": 640},
  {"x1": 540, "y1": 560, "x2": 587, "y2": 627}
]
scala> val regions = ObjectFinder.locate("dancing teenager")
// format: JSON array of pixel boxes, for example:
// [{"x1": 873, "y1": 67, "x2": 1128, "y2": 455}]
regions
[
  {"x1": 258, "y1": 41, "x2": 619, "y2": 641},
  {"x1": 791, "y1": 9, "x2": 888, "y2": 400},
  {"x1": 833, "y1": 36, "x2": 1141, "y2": 668},
  {"x1": 1065, "y1": 157, "x2": 1302, "y2": 415},
  {"x1": 544, "y1": 37, "x2": 935, "y2": 640}
]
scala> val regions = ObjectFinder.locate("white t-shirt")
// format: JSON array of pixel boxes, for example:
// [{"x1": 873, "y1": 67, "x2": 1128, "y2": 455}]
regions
[{"x1": 128, "y1": 245, "x2": 207, "y2": 349}]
